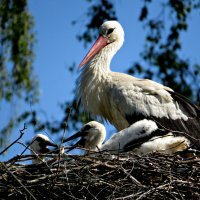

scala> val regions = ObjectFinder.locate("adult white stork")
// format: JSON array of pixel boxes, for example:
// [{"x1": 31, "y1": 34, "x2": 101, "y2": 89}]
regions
[
  {"x1": 77, "y1": 20, "x2": 200, "y2": 147},
  {"x1": 63, "y1": 120, "x2": 190, "y2": 154},
  {"x1": 30, "y1": 134, "x2": 57, "y2": 164}
]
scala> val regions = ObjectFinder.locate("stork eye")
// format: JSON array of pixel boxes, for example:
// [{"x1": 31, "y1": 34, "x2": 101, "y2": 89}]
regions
[
  {"x1": 82, "y1": 124, "x2": 91, "y2": 131},
  {"x1": 107, "y1": 28, "x2": 115, "y2": 35},
  {"x1": 35, "y1": 137, "x2": 44, "y2": 143}
]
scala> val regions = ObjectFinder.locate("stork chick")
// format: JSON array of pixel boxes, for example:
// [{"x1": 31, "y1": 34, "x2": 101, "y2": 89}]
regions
[
  {"x1": 64, "y1": 121, "x2": 106, "y2": 153},
  {"x1": 30, "y1": 134, "x2": 57, "y2": 164},
  {"x1": 63, "y1": 120, "x2": 190, "y2": 155}
]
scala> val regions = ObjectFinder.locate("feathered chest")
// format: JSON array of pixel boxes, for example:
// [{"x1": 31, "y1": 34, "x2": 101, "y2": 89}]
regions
[
  {"x1": 77, "y1": 69, "x2": 130, "y2": 130},
  {"x1": 77, "y1": 67, "x2": 111, "y2": 117}
]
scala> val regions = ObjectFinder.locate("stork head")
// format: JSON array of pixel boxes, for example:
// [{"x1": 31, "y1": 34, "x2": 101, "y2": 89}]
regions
[
  {"x1": 30, "y1": 134, "x2": 57, "y2": 163},
  {"x1": 79, "y1": 21, "x2": 124, "y2": 67},
  {"x1": 63, "y1": 121, "x2": 106, "y2": 152}
]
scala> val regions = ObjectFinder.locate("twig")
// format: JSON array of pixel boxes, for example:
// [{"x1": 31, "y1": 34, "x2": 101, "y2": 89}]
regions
[
  {"x1": 2, "y1": 162, "x2": 37, "y2": 200},
  {"x1": 61, "y1": 106, "x2": 72, "y2": 144},
  {"x1": 0, "y1": 124, "x2": 27, "y2": 155},
  {"x1": 57, "y1": 107, "x2": 72, "y2": 173},
  {"x1": 1, "y1": 147, "x2": 199, "y2": 199},
  {"x1": 120, "y1": 166, "x2": 144, "y2": 187}
]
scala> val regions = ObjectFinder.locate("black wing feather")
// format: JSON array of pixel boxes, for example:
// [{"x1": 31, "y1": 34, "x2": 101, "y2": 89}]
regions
[
  {"x1": 126, "y1": 91, "x2": 200, "y2": 148},
  {"x1": 169, "y1": 91, "x2": 200, "y2": 117},
  {"x1": 124, "y1": 128, "x2": 168, "y2": 152}
]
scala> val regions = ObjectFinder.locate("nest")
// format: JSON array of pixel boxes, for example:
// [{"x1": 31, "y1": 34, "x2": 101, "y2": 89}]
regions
[{"x1": 0, "y1": 150, "x2": 200, "y2": 200}]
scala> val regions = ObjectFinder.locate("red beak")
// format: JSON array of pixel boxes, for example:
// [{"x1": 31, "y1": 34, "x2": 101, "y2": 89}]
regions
[{"x1": 79, "y1": 35, "x2": 107, "y2": 67}]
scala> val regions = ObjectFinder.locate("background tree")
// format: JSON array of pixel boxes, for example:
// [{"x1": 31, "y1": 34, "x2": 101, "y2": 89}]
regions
[{"x1": 0, "y1": 0, "x2": 39, "y2": 145}]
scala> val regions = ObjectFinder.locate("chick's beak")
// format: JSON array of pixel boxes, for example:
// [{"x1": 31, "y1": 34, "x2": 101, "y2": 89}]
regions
[{"x1": 63, "y1": 131, "x2": 85, "y2": 143}]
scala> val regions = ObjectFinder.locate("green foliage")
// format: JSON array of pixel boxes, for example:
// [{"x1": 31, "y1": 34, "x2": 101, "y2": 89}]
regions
[
  {"x1": 0, "y1": 0, "x2": 38, "y2": 103},
  {"x1": 129, "y1": 0, "x2": 200, "y2": 103},
  {"x1": 0, "y1": 0, "x2": 39, "y2": 145}
]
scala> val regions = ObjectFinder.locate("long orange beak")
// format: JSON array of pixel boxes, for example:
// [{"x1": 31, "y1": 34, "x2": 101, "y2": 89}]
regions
[{"x1": 79, "y1": 35, "x2": 107, "y2": 67}]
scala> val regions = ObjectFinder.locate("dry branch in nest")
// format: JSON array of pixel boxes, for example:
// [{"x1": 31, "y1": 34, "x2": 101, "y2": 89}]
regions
[{"x1": 0, "y1": 150, "x2": 200, "y2": 200}]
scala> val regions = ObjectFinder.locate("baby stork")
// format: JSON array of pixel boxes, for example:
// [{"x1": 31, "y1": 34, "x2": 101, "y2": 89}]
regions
[
  {"x1": 63, "y1": 120, "x2": 190, "y2": 155},
  {"x1": 30, "y1": 134, "x2": 57, "y2": 164}
]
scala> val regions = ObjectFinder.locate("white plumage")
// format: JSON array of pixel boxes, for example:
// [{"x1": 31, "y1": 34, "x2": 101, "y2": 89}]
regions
[
  {"x1": 77, "y1": 20, "x2": 200, "y2": 146},
  {"x1": 63, "y1": 120, "x2": 190, "y2": 154},
  {"x1": 30, "y1": 134, "x2": 57, "y2": 164},
  {"x1": 63, "y1": 121, "x2": 106, "y2": 153}
]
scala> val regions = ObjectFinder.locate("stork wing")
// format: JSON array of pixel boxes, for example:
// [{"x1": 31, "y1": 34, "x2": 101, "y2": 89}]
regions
[
  {"x1": 101, "y1": 119, "x2": 167, "y2": 152},
  {"x1": 108, "y1": 73, "x2": 200, "y2": 147},
  {"x1": 151, "y1": 91, "x2": 200, "y2": 144}
]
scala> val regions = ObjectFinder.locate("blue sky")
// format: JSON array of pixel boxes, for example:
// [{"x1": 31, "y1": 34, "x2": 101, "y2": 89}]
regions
[{"x1": 1, "y1": 0, "x2": 200, "y2": 161}]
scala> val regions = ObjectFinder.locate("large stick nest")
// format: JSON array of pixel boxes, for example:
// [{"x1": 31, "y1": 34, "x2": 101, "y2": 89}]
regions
[{"x1": 0, "y1": 150, "x2": 200, "y2": 200}]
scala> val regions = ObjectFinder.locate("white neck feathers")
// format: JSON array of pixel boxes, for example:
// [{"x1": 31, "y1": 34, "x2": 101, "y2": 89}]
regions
[{"x1": 77, "y1": 42, "x2": 119, "y2": 115}]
